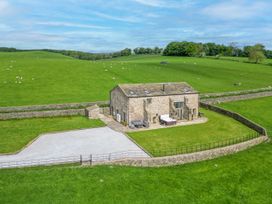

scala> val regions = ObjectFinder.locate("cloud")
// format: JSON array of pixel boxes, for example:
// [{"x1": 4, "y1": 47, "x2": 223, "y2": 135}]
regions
[
  {"x1": 1, "y1": 31, "x2": 65, "y2": 42},
  {"x1": 93, "y1": 11, "x2": 141, "y2": 23},
  {"x1": 132, "y1": 0, "x2": 193, "y2": 8},
  {"x1": 202, "y1": 1, "x2": 268, "y2": 20},
  {"x1": 0, "y1": 23, "x2": 13, "y2": 31},
  {"x1": 0, "y1": 0, "x2": 12, "y2": 15},
  {"x1": 133, "y1": 0, "x2": 165, "y2": 7},
  {"x1": 35, "y1": 21, "x2": 109, "y2": 29}
]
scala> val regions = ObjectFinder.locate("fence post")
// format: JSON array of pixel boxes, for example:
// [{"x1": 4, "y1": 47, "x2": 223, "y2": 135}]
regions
[
  {"x1": 108, "y1": 153, "x2": 111, "y2": 161},
  {"x1": 90, "y1": 154, "x2": 92, "y2": 166},
  {"x1": 80, "y1": 155, "x2": 82, "y2": 165}
]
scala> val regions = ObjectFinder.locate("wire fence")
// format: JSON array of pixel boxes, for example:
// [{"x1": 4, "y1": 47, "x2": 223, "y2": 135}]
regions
[
  {"x1": 0, "y1": 150, "x2": 148, "y2": 169},
  {"x1": 149, "y1": 132, "x2": 260, "y2": 157}
]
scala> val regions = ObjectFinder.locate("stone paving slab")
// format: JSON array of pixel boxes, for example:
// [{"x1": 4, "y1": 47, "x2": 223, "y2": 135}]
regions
[{"x1": 98, "y1": 114, "x2": 208, "y2": 133}]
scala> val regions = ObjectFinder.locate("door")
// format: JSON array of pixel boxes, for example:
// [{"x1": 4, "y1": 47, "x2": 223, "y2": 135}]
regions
[{"x1": 177, "y1": 109, "x2": 183, "y2": 120}]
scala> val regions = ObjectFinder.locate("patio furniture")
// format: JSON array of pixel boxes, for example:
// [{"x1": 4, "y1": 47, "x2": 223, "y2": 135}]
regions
[
  {"x1": 131, "y1": 120, "x2": 144, "y2": 128},
  {"x1": 160, "y1": 114, "x2": 177, "y2": 125},
  {"x1": 143, "y1": 120, "x2": 149, "y2": 128}
]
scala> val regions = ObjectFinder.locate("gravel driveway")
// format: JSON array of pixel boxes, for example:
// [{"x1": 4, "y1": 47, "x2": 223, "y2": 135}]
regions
[{"x1": 0, "y1": 127, "x2": 149, "y2": 168}]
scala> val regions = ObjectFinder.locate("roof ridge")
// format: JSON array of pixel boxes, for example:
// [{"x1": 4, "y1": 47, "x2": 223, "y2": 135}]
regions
[{"x1": 114, "y1": 82, "x2": 197, "y2": 98}]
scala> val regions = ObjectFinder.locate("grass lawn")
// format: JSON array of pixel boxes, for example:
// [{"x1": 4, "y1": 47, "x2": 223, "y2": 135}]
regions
[
  {"x1": 218, "y1": 96, "x2": 272, "y2": 135},
  {"x1": 0, "y1": 116, "x2": 105, "y2": 154},
  {"x1": 1, "y1": 51, "x2": 272, "y2": 106},
  {"x1": 0, "y1": 142, "x2": 271, "y2": 204},
  {"x1": 1, "y1": 95, "x2": 272, "y2": 203},
  {"x1": 128, "y1": 109, "x2": 255, "y2": 156}
]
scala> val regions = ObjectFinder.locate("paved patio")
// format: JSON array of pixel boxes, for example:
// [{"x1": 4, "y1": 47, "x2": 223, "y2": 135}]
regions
[{"x1": 99, "y1": 114, "x2": 208, "y2": 133}]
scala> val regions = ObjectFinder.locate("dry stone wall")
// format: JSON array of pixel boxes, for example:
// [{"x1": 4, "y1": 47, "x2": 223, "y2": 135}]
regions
[
  {"x1": 94, "y1": 136, "x2": 268, "y2": 167},
  {"x1": 201, "y1": 91, "x2": 272, "y2": 104},
  {"x1": 0, "y1": 109, "x2": 85, "y2": 120},
  {"x1": 200, "y1": 102, "x2": 267, "y2": 136},
  {"x1": 0, "y1": 101, "x2": 109, "y2": 113}
]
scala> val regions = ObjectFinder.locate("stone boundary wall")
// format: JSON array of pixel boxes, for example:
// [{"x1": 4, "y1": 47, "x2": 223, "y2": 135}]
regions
[
  {"x1": 200, "y1": 87, "x2": 272, "y2": 99},
  {"x1": 0, "y1": 101, "x2": 109, "y2": 113},
  {"x1": 93, "y1": 136, "x2": 268, "y2": 167},
  {"x1": 0, "y1": 109, "x2": 85, "y2": 120},
  {"x1": 1, "y1": 89, "x2": 271, "y2": 113},
  {"x1": 201, "y1": 91, "x2": 272, "y2": 104},
  {"x1": 200, "y1": 102, "x2": 267, "y2": 136}
]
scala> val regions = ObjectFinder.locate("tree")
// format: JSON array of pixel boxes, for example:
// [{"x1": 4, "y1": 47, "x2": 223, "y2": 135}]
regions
[
  {"x1": 248, "y1": 44, "x2": 266, "y2": 63},
  {"x1": 243, "y1": 46, "x2": 251, "y2": 57},
  {"x1": 120, "y1": 48, "x2": 132, "y2": 56},
  {"x1": 265, "y1": 50, "x2": 272, "y2": 59},
  {"x1": 229, "y1": 42, "x2": 239, "y2": 56}
]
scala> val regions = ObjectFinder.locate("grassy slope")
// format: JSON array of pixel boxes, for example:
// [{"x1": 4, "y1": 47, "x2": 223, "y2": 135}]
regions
[
  {"x1": 1, "y1": 96, "x2": 272, "y2": 203},
  {"x1": 0, "y1": 143, "x2": 271, "y2": 204},
  {"x1": 218, "y1": 96, "x2": 272, "y2": 135},
  {"x1": 0, "y1": 117, "x2": 105, "y2": 154},
  {"x1": 218, "y1": 56, "x2": 272, "y2": 65},
  {"x1": 128, "y1": 109, "x2": 255, "y2": 156},
  {"x1": 1, "y1": 51, "x2": 272, "y2": 106}
]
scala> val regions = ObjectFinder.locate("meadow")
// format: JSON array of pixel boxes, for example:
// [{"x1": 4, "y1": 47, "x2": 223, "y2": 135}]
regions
[
  {"x1": 128, "y1": 109, "x2": 255, "y2": 156},
  {"x1": 218, "y1": 96, "x2": 272, "y2": 135},
  {"x1": 0, "y1": 117, "x2": 105, "y2": 154},
  {"x1": 1, "y1": 51, "x2": 272, "y2": 106},
  {"x1": 1, "y1": 97, "x2": 272, "y2": 203},
  {"x1": 1, "y1": 52, "x2": 272, "y2": 203}
]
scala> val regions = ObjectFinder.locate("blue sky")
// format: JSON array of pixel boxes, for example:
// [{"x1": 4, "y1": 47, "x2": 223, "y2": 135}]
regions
[{"x1": 0, "y1": 0, "x2": 272, "y2": 52}]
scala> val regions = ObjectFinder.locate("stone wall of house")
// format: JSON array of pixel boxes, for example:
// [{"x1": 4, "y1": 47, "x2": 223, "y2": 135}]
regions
[
  {"x1": 0, "y1": 109, "x2": 85, "y2": 120},
  {"x1": 200, "y1": 102, "x2": 267, "y2": 136},
  {"x1": 128, "y1": 93, "x2": 199, "y2": 124},
  {"x1": 110, "y1": 87, "x2": 129, "y2": 122},
  {"x1": 93, "y1": 136, "x2": 268, "y2": 167}
]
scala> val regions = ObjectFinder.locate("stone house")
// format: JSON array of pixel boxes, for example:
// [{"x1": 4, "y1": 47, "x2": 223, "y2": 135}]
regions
[{"x1": 110, "y1": 82, "x2": 199, "y2": 126}]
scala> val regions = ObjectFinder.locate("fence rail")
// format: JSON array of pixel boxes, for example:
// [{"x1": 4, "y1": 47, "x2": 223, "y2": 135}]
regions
[
  {"x1": 149, "y1": 133, "x2": 260, "y2": 157},
  {"x1": 0, "y1": 150, "x2": 148, "y2": 169}
]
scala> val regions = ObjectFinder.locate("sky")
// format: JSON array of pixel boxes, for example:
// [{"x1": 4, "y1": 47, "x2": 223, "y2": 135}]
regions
[{"x1": 0, "y1": 0, "x2": 272, "y2": 52}]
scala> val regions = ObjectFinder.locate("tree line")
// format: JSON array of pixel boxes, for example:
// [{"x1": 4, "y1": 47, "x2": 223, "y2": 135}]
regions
[
  {"x1": 0, "y1": 47, "x2": 133, "y2": 60},
  {"x1": 133, "y1": 47, "x2": 163, "y2": 55},
  {"x1": 0, "y1": 42, "x2": 271, "y2": 63},
  {"x1": 163, "y1": 41, "x2": 271, "y2": 63}
]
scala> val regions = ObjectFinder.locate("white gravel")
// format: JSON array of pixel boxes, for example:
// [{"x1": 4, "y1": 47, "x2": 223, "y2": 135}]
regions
[{"x1": 0, "y1": 127, "x2": 149, "y2": 164}]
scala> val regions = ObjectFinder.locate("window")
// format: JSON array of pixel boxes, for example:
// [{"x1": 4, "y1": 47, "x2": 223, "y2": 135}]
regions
[{"x1": 174, "y1": 102, "x2": 183, "y2": 108}]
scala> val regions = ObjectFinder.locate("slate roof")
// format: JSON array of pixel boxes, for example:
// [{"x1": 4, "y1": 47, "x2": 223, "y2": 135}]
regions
[{"x1": 115, "y1": 82, "x2": 197, "y2": 98}]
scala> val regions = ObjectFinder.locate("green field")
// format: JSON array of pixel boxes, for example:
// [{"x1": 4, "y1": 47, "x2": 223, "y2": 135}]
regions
[
  {"x1": 128, "y1": 109, "x2": 255, "y2": 156},
  {"x1": 1, "y1": 97, "x2": 272, "y2": 203},
  {"x1": 218, "y1": 96, "x2": 272, "y2": 135},
  {"x1": 1, "y1": 53, "x2": 272, "y2": 203},
  {"x1": 0, "y1": 117, "x2": 105, "y2": 154},
  {"x1": 217, "y1": 56, "x2": 272, "y2": 65},
  {"x1": 1, "y1": 51, "x2": 272, "y2": 106}
]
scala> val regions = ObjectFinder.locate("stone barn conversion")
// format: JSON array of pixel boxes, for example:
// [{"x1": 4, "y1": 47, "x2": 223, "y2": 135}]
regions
[{"x1": 110, "y1": 82, "x2": 199, "y2": 127}]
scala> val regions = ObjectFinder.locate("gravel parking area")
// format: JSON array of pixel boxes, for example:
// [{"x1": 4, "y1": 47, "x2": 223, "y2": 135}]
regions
[{"x1": 0, "y1": 127, "x2": 149, "y2": 167}]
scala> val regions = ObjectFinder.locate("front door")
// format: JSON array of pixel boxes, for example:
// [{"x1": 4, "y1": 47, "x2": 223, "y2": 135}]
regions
[{"x1": 177, "y1": 109, "x2": 183, "y2": 120}]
